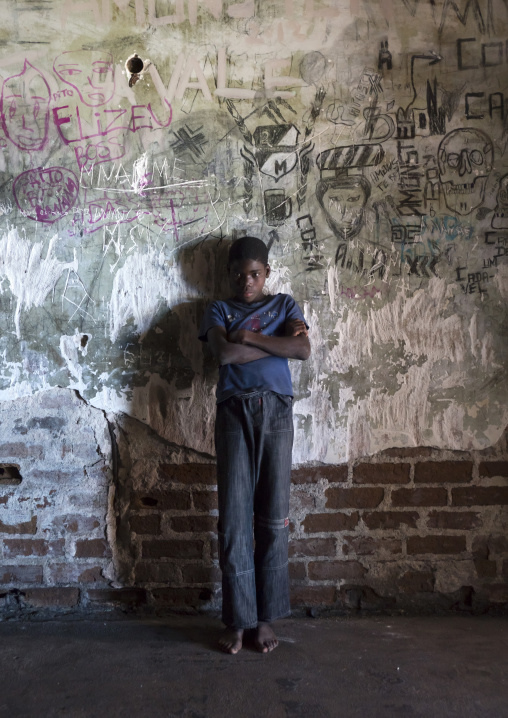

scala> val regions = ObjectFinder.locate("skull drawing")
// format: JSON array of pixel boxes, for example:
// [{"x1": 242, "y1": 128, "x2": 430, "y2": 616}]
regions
[
  {"x1": 438, "y1": 128, "x2": 493, "y2": 216},
  {"x1": 492, "y1": 174, "x2": 508, "y2": 229}
]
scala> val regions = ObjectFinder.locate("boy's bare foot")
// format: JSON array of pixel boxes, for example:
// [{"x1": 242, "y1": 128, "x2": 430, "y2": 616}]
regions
[
  {"x1": 219, "y1": 627, "x2": 244, "y2": 654},
  {"x1": 254, "y1": 622, "x2": 278, "y2": 653}
]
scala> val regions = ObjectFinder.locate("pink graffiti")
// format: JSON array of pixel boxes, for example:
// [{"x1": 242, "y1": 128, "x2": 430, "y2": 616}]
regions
[
  {"x1": 339, "y1": 284, "x2": 384, "y2": 300},
  {"x1": 53, "y1": 51, "x2": 115, "y2": 107},
  {"x1": 13, "y1": 167, "x2": 79, "y2": 223},
  {"x1": 79, "y1": 188, "x2": 209, "y2": 238},
  {"x1": 1, "y1": 60, "x2": 50, "y2": 151},
  {"x1": 53, "y1": 101, "x2": 172, "y2": 172}
]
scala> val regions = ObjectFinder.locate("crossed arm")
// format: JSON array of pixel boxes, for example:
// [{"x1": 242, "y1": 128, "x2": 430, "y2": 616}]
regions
[{"x1": 206, "y1": 319, "x2": 311, "y2": 365}]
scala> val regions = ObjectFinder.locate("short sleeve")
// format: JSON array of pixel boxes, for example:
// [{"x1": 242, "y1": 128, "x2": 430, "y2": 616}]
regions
[
  {"x1": 198, "y1": 301, "x2": 226, "y2": 342},
  {"x1": 283, "y1": 295, "x2": 309, "y2": 329}
]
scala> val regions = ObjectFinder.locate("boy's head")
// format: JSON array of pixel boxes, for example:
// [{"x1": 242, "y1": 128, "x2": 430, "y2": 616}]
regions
[{"x1": 227, "y1": 236, "x2": 270, "y2": 304}]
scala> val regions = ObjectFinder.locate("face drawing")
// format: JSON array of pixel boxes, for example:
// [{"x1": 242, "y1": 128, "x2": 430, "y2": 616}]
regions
[
  {"x1": 316, "y1": 176, "x2": 370, "y2": 241},
  {"x1": 54, "y1": 51, "x2": 115, "y2": 107},
  {"x1": 438, "y1": 128, "x2": 493, "y2": 216},
  {"x1": 1, "y1": 61, "x2": 50, "y2": 151}
]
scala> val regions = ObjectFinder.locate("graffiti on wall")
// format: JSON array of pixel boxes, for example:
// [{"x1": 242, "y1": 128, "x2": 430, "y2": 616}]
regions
[{"x1": 0, "y1": 0, "x2": 507, "y2": 461}]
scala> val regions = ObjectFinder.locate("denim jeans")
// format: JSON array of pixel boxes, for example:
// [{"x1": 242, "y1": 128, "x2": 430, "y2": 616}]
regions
[{"x1": 215, "y1": 390, "x2": 294, "y2": 630}]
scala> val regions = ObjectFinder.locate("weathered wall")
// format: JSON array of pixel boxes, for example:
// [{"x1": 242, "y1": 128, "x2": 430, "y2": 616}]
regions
[{"x1": 0, "y1": 0, "x2": 508, "y2": 613}]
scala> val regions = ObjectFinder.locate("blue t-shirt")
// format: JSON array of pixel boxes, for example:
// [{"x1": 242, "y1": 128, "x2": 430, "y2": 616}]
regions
[{"x1": 198, "y1": 293, "x2": 307, "y2": 403}]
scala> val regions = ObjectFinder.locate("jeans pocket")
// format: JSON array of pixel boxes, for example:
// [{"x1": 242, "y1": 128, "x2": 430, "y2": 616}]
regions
[
  {"x1": 215, "y1": 398, "x2": 242, "y2": 435},
  {"x1": 266, "y1": 393, "x2": 294, "y2": 434}
]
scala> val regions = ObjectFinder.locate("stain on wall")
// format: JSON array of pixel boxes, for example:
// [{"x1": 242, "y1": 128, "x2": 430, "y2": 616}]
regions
[{"x1": 0, "y1": 0, "x2": 507, "y2": 463}]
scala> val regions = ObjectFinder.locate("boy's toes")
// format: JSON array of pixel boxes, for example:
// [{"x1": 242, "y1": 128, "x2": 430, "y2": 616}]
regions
[
  {"x1": 219, "y1": 628, "x2": 243, "y2": 654},
  {"x1": 254, "y1": 622, "x2": 279, "y2": 653}
]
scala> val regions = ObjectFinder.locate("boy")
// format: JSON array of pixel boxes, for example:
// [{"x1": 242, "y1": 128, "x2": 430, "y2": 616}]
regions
[{"x1": 199, "y1": 236, "x2": 311, "y2": 654}]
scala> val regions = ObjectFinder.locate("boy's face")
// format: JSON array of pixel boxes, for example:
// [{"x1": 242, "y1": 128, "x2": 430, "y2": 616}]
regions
[{"x1": 228, "y1": 258, "x2": 270, "y2": 304}]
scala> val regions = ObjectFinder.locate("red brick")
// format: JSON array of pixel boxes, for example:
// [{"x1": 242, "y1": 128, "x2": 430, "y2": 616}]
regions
[
  {"x1": 3, "y1": 539, "x2": 64, "y2": 557},
  {"x1": 363, "y1": 511, "x2": 418, "y2": 530},
  {"x1": 302, "y1": 512, "x2": 359, "y2": 533},
  {"x1": 151, "y1": 587, "x2": 212, "y2": 605},
  {"x1": 142, "y1": 539, "x2": 204, "y2": 559},
  {"x1": 452, "y1": 486, "x2": 508, "y2": 506},
  {"x1": 339, "y1": 584, "x2": 393, "y2": 610},
  {"x1": 23, "y1": 587, "x2": 79, "y2": 607},
  {"x1": 51, "y1": 514, "x2": 101, "y2": 534},
  {"x1": 342, "y1": 536, "x2": 402, "y2": 556},
  {"x1": 289, "y1": 561, "x2": 307, "y2": 580},
  {"x1": 131, "y1": 491, "x2": 191, "y2": 511},
  {"x1": 87, "y1": 588, "x2": 147, "y2": 606},
  {"x1": 170, "y1": 515, "x2": 216, "y2": 533},
  {"x1": 0, "y1": 565, "x2": 43, "y2": 584},
  {"x1": 288, "y1": 538, "x2": 336, "y2": 558},
  {"x1": 380, "y1": 447, "x2": 434, "y2": 458},
  {"x1": 47, "y1": 564, "x2": 105, "y2": 585},
  {"x1": 210, "y1": 538, "x2": 218, "y2": 560},
  {"x1": 427, "y1": 511, "x2": 481, "y2": 530},
  {"x1": 391, "y1": 488, "x2": 447, "y2": 507},
  {"x1": 291, "y1": 465, "x2": 348, "y2": 484},
  {"x1": 397, "y1": 571, "x2": 435, "y2": 594},
  {"x1": 134, "y1": 562, "x2": 180, "y2": 583},
  {"x1": 60, "y1": 442, "x2": 100, "y2": 463},
  {"x1": 158, "y1": 463, "x2": 216, "y2": 485},
  {"x1": 478, "y1": 461, "x2": 508, "y2": 478},
  {"x1": 0, "y1": 516, "x2": 37, "y2": 534},
  {"x1": 472, "y1": 535, "x2": 508, "y2": 558},
  {"x1": 407, "y1": 535, "x2": 466, "y2": 555},
  {"x1": 180, "y1": 564, "x2": 221, "y2": 583},
  {"x1": 480, "y1": 584, "x2": 508, "y2": 603},
  {"x1": 475, "y1": 559, "x2": 497, "y2": 578},
  {"x1": 326, "y1": 487, "x2": 384, "y2": 509},
  {"x1": 129, "y1": 514, "x2": 161, "y2": 535},
  {"x1": 74, "y1": 539, "x2": 111, "y2": 558},
  {"x1": 192, "y1": 490, "x2": 218, "y2": 511},
  {"x1": 353, "y1": 463, "x2": 410, "y2": 484},
  {"x1": 308, "y1": 560, "x2": 367, "y2": 580},
  {"x1": 503, "y1": 560, "x2": 508, "y2": 579},
  {"x1": 0, "y1": 443, "x2": 44, "y2": 459},
  {"x1": 415, "y1": 461, "x2": 473, "y2": 484},
  {"x1": 290, "y1": 585, "x2": 337, "y2": 605}
]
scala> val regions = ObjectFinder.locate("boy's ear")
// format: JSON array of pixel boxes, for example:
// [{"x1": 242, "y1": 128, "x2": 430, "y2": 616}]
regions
[{"x1": 265, "y1": 264, "x2": 271, "y2": 277}]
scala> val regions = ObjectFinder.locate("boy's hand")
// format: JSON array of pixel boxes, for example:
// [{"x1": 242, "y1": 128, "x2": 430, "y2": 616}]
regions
[
  {"x1": 285, "y1": 319, "x2": 308, "y2": 337},
  {"x1": 228, "y1": 329, "x2": 248, "y2": 344}
]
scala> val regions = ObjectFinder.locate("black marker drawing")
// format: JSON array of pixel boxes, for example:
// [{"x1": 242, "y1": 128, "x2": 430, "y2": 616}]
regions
[
  {"x1": 170, "y1": 125, "x2": 208, "y2": 161},
  {"x1": 492, "y1": 174, "x2": 508, "y2": 229},
  {"x1": 378, "y1": 41, "x2": 392, "y2": 71},
  {"x1": 438, "y1": 128, "x2": 493, "y2": 215}
]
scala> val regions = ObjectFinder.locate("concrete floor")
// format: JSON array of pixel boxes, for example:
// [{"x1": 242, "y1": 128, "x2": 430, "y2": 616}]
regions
[{"x1": 0, "y1": 615, "x2": 507, "y2": 718}]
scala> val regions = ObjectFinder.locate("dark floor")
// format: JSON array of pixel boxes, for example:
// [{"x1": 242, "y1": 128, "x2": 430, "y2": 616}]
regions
[{"x1": 0, "y1": 614, "x2": 507, "y2": 718}]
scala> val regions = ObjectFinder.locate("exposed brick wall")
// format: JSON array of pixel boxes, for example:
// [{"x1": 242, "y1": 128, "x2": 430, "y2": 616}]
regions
[
  {"x1": 120, "y1": 439, "x2": 508, "y2": 615},
  {"x1": 0, "y1": 390, "x2": 114, "y2": 614},
  {"x1": 1, "y1": 389, "x2": 507, "y2": 616}
]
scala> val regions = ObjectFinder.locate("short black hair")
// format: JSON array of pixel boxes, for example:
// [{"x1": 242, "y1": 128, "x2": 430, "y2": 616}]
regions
[{"x1": 228, "y1": 236, "x2": 269, "y2": 266}]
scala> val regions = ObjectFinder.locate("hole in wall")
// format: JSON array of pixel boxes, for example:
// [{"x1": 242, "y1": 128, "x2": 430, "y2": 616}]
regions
[
  {"x1": 0, "y1": 464, "x2": 22, "y2": 485},
  {"x1": 81, "y1": 334, "x2": 89, "y2": 348},
  {"x1": 141, "y1": 497, "x2": 158, "y2": 507},
  {"x1": 125, "y1": 53, "x2": 151, "y2": 88},
  {"x1": 126, "y1": 56, "x2": 144, "y2": 74}
]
